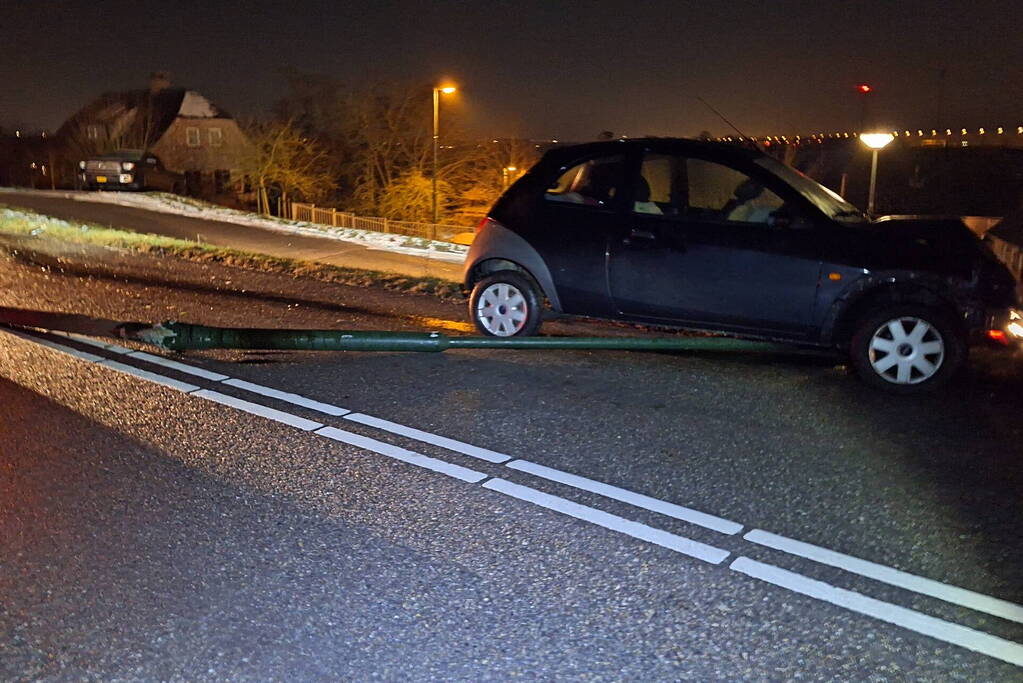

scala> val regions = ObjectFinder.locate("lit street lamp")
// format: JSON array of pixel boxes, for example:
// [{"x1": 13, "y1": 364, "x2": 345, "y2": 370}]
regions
[
  {"x1": 432, "y1": 84, "x2": 457, "y2": 224},
  {"x1": 860, "y1": 132, "x2": 894, "y2": 216},
  {"x1": 502, "y1": 166, "x2": 517, "y2": 190}
]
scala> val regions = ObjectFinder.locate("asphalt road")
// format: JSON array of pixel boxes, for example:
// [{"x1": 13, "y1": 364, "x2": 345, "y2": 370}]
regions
[
  {"x1": 0, "y1": 190, "x2": 463, "y2": 281},
  {"x1": 2, "y1": 238, "x2": 1023, "y2": 680}
]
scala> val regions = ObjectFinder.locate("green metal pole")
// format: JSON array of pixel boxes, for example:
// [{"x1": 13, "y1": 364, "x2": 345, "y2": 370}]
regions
[{"x1": 124, "y1": 321, "x2": 812, "y2": 356}]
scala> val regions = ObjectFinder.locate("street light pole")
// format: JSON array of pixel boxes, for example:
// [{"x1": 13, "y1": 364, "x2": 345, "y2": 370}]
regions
[
  {"x1": 431, "y1": 84, "x2": 456, "y2": 224},
  {"x1": 860, "y1": 132, "x2": 894, "y2": 216},
  {"x1": 867, "y1": 147, "x2": 880, "y2": 215}
]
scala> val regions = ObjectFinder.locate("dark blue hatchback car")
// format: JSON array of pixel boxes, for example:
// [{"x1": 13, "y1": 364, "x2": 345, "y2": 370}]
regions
[{"x1": 464, "y1": 138, "x2": 1021, "y2": 392}]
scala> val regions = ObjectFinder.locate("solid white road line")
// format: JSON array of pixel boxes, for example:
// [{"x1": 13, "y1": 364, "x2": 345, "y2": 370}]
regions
[
  {"x1": 127, "y1": 351, "x2": 230, "y2": 381},
  {"x1": 55, "y1": 332, "x2": 134, "y2": 354},
  {"x1": 730, "y1": 556, "x2": 1023, "y2": 668},
  {"x1": 506, "y1": 459, "x2": 743, "y2": 536},
  {"x1": 744, "y1": 529, "x2": 1023, "y2": 625},
  {"x1": 4, "y1": 329, "x2": 106, "y2": 362},
  {"x1": 483, "y1": 478, "x2": 730, "y2": 565},
  {"x1": 192, "y1": 389, "x2": 324, "y2": 430},
  {"x1": 344, "y1": 413, "x2": 512, "y2": 464},
  {"x1": 98, "y1": 360, "x2": 200, "y2": 393},
  {"x1": 220, "y1": 378, "x2": 350, "y2": 416},
  {"x1": 315, "y1": 426, "x2": 486, "y2": 483}
]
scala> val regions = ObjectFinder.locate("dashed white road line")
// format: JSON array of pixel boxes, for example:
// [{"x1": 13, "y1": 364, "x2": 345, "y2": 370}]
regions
[
  {"x1": 345, "y1": 412, "x2": 511, "y2": 464},
  {"x1": 127, "y1": 350, "x2": 230, "y2": 381},
  {"x1": 730, "y1": 556, "x2": 1023, "y2": 668},
  {"x1": 483, "y1": 478, "x2": 731, "y2": 565},
  {"x1": 98, "y1": 359, "x2": 201, "y2": 393},
  {"x1": 220, "y1": 377, "x2": 350, "y2": 416},
  {"x1": 744, "y1": 529, "x2": 1023, "y2": 625},
  {"x1": 506, "y1": 459, "x2": 743, "y2": 535},
  {"x1": 192, "y1": 389, "x2": 324, "y2": 431},
  {"x1": 315, "y1": 425, "x2": 486, "y2": 483}
]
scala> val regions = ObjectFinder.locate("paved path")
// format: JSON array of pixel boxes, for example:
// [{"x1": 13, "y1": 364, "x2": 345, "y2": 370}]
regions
[{"x1": 0, "y1": 190, "x2": 464, "y2": 281}]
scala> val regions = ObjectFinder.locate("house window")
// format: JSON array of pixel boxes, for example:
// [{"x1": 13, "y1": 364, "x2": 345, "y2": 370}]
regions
[
  {"x1": 213, "y1": 170, "x2": 230, "y2": 194},
  {"x1": 185, "y1": 127, "x2": 201, "y2": 147},
  {"x1": 208, "y1": 128, "x2": 223, "y2": 147},
  {"x1": 86, "y1": 125, "x2": 101, "y2": 140}
]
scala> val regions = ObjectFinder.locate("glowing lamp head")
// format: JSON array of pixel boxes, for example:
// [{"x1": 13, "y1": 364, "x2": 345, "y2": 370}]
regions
[
  {"x1": 860, "y1": 133, "x2": 894, "y2": 150},
  {"x1": 438, "y1": 86, "x2": 456, "y2": 94}
]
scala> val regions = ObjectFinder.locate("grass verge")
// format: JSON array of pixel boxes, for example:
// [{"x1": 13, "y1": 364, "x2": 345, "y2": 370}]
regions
[{"x1": 0, "y1": 203, "x2": 465, "y2": 299}]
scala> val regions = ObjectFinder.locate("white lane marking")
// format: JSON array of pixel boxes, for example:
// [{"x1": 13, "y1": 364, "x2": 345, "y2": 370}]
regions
[
  {"x1": 220, "y1": 378, "x2": 350, "y2": 416},
  {"x1": 345, "y1": 413, "x2": 511, "y2": 464},
  {"x1": 315, "y1": 426, "x2": 486, "y2": 483},
  {"x1": 193, "y1": 389, "x2": 323, "y2": 430},
  {"x1": 55, "y1": 332, "x2": 134, "y2": 354},
  {"x1": 98, "y1": 360, "x2": 200, "y2": 393},
  {"x1": 3, "y1": 328, "x2": 106, "y2": 362},
  {"x1": 745, "y1": 529, "x2": 1023, "y2": 625},
  {"x1": 730, "y1": 556, "x2": 1023, "y2": 668},
  {"x1": 507, "y1": 459, "x2": 743, "y2": 535},
  {"x1": 483, "y1": 478, "x2": 730, "y2": 565},
  {"x1": 126, "y1": 351, "x2": 230, "y2": 381}
]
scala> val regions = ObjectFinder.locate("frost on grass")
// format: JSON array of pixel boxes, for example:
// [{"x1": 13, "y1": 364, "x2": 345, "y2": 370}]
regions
[
  {"x1": 0, "y1": 204, "x2": 466, "y2": 300},
  {"x1": 33, "y1": 190, "x2": 471, "y2": 262}
]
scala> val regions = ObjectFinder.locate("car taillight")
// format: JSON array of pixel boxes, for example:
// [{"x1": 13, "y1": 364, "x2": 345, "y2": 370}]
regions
[
  {"x1": 475, "y1": 217, "x2": 491, "y2": 233},
  {"x1": 988, "y1": 329, "x2": 1009, "y2": 345}
]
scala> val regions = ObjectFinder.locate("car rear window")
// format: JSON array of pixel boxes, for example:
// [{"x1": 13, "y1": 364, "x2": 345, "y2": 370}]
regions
[{"x1": 545, "y1": 155, "x2": 624, "y2": 208}]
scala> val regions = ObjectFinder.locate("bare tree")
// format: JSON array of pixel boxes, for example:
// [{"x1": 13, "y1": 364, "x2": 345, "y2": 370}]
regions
[
  {"x1": 237, "y1": 119, "x2": 336, "y2": 215},
  {"x1": 340, "y1": 85, "x2": 540, "y2": 223}
]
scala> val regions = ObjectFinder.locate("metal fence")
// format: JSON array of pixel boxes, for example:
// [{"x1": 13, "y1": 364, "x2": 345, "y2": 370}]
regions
[{"x1": 291, "y1": 202, "x2": 470, "y2": 243}]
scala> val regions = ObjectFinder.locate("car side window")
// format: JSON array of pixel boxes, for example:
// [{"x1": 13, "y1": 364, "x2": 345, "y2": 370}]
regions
[
  {"x1": 634, "y1": 153, "x2": 682, "y2": 216},
  {"x1": 686, "y1": 158, "x2": 783, "y2": 224},
  {"x1": 545, "y1": 155, "x2": 624, "y2": 209},
  {"x1": 633, "y1": 153, "x2": 784, "y2": 224}
]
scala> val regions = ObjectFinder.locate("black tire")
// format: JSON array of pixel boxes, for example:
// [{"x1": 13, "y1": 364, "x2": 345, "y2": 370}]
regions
[
  {"x1": 469, "y1": 271, "x2": 543, "y2": 337},
  {"x1": 849, "y1": 304, "x2": 965, "y2": 394}
]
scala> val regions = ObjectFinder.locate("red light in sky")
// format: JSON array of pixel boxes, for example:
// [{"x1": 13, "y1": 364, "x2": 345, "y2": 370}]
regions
[{"x1": 857, "y1": 84, "x2": 872, "y2": 93}]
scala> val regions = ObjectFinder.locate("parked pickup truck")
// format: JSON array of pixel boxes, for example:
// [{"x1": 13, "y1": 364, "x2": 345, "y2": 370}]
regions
[{"x1": 78, "y1": 150, "x2": 183, "y2": 193}]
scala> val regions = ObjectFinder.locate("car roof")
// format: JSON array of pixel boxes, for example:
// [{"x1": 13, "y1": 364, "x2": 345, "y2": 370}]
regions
[
  {"x1": 539, "y1": 138, "x2": 766, "y2": 168},
  {"x1": 91, "y1": 149, "x2": 147, "y2": 160}
]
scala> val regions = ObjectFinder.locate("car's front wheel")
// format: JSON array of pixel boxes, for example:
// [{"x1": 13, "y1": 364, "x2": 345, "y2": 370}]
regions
[
  {"x1": 469, "y1": 271, "x2": 543, "y2": 337},
  {"x1": 849, "y1": 305, "x2": 965, "y2": 393}
]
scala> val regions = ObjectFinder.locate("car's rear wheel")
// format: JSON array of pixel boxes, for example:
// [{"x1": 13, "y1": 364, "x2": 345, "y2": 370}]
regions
[
  {"x1": 469, "y1": 271, "x2": 543, "y2": 337},
  {"x1": 849, "y1": 305, "x2": 965, "y2": 393}
]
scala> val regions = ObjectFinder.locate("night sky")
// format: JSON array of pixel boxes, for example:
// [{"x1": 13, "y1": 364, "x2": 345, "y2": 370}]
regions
[{"x1": 3, "y1": 0, "x2": 1022, "y2": 140}]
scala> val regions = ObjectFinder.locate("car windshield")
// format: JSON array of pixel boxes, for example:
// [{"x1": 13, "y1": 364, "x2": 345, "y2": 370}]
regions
[{"x1": 755, "y1": 156, "x2": 867, "y2": 224}]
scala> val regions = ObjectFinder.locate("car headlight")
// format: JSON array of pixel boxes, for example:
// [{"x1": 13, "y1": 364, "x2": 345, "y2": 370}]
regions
[
  {"x1": 121, "y1": 161, "x2": 135, "y2": 171},
  {"x1": 78, "y1": 161, "x2": 86, "y2": 169},
  {"x1": 1009, "y1": 310, "x2": 1023, "y2": 338},
  {"x1": 119, "y1": 173, "x2": 133, "y2": 183}
]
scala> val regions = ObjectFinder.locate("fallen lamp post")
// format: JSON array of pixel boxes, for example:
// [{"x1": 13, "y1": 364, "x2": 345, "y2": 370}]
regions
[{"x1": 117, "y1": 320, "x2": 810, "y2": 356}]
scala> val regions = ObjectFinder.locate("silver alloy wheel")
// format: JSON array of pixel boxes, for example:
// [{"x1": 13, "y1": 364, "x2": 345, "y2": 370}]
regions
[
  {"x1": 476, "y1": 282, "x2": 529, "y2": 336},
  {"x1": 867, "y1": 316, "x2": 945, "y2": 385}
]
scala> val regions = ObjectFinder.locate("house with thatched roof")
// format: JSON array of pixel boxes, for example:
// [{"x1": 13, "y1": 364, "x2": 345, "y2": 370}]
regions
[{"x1": 58, "y1": 73, "x2": 248, "y2": 197}]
